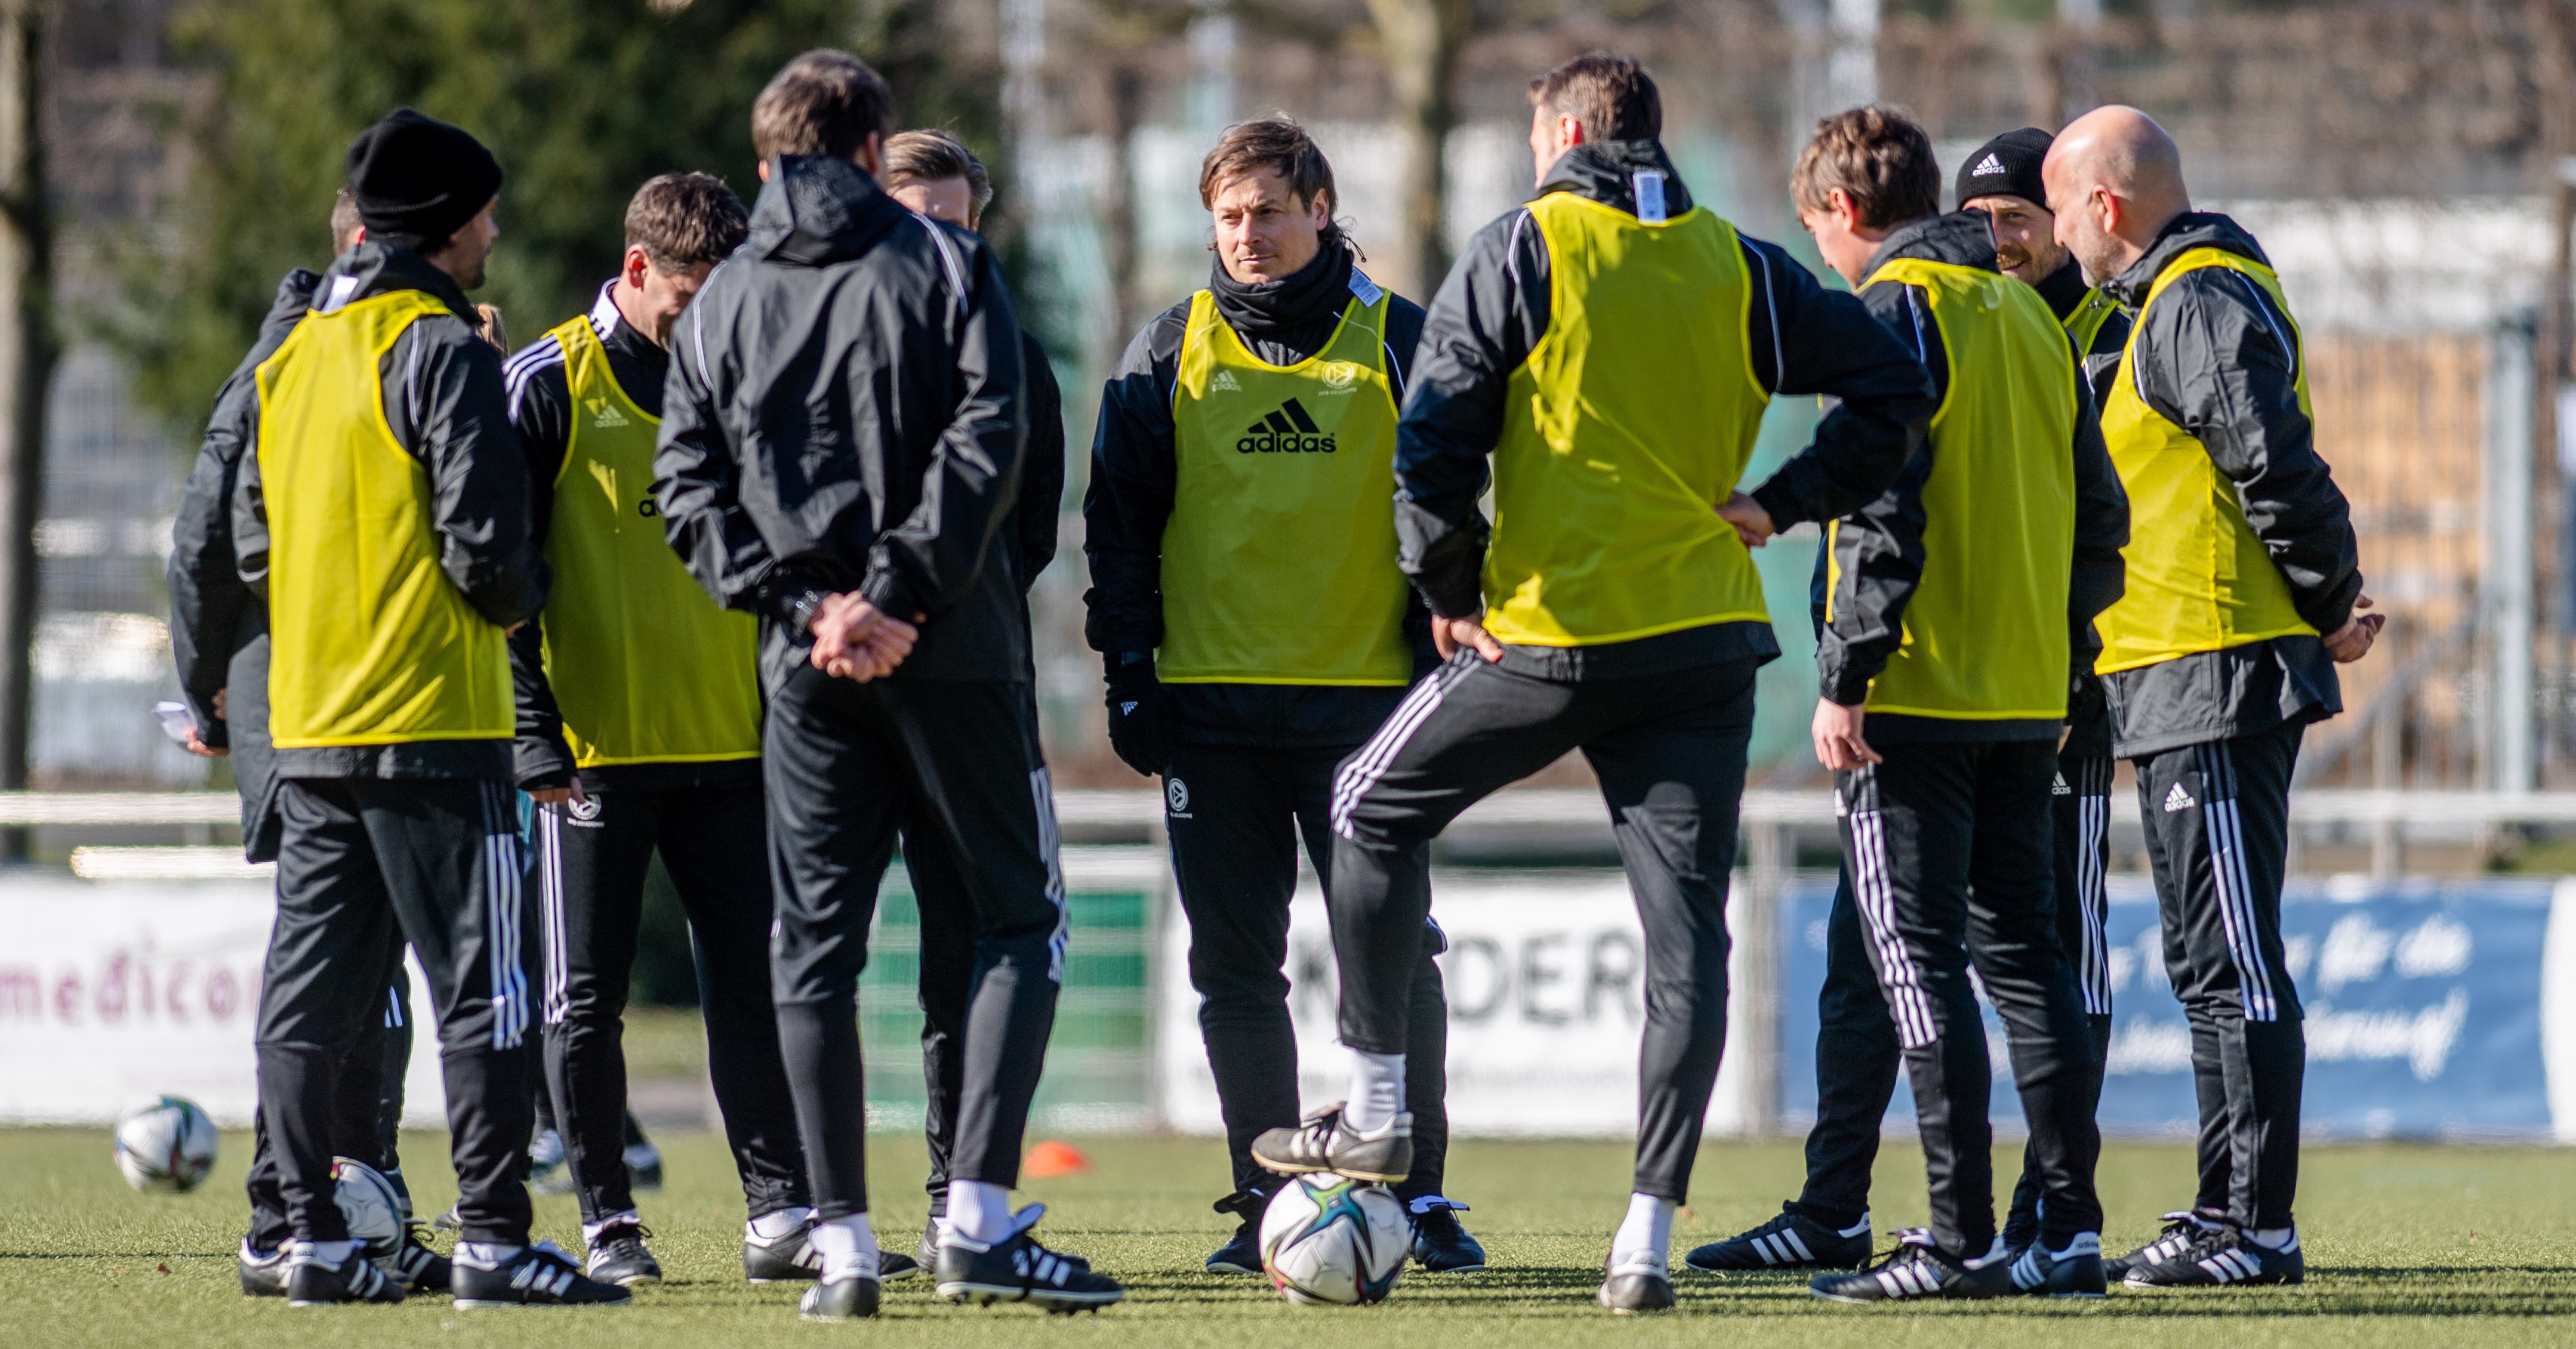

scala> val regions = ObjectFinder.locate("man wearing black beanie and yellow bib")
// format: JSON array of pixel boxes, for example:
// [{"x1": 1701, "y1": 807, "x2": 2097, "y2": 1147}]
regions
[
  {"x1": 1258, "y1": 56, "x2": 1937, "y2": 1315},
  {"x1": 504, "y1": 173, "x2": 831, "y2": 1291},
  {"x1": 1083, "y1": 116, "x2": 1483, "y2": 1278},
  {"x1": 234, "y1": 108, "x2": 624, "y2": 1308}
]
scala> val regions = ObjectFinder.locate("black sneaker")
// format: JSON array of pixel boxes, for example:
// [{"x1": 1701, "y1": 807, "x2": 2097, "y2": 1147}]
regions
[
  {"x1": 1810, "y1": 1229, "x2": 2008, "y2": 1303},
  {"x1": 1207, "y1": 1187, "x2": 1271, "y2": 1274},
  {"x1": 624, "y1": 1142, "x2": 663, "y2": 1193},
  {"x1": 799, "y1": 1275, "x2": 880, "y2": 1320},
  {"x1": 452, "y1": 1241, "x2": 634, "y2": 1307},
  {"x1": 1250, "y1": 1103, "x2": 1412, "y2": 1184},
  {"x1": 1595, "y1": 1255, "x2": 1675, "y2": 1314},
  {"x1": 238, "y1": 1243, "x2": 289, "y2": 1298},
  {"x1": 584, "y1": 1223, "x2": 662, "y2": 1287},
  {"x1": 1687, "y1": 1205, "x2": 1873, "y2": 1273},
  {"x1": 1999, "y1": 1234, "x2": 2107, "y2": 1297},
  {"x1": 745, "y1": 1217, "x2": 821, "y2": 1282},
  {"x1": 2107, "y1": 1209, "x2": 2223, "y2": 1281},
  {"x1": 387, "y1": 1224, "x2": 452, "y2": 1292},
  {"x1": 1408, "y1": 1197, "x2": 1487, "y2": 1273},
  {"x1": 2126, "y1": 1224, "x2": 2304, "y2": 1288},
  {"x1": 934, "y1": 1207, "x2": 1124, "y2": 1313},
  {"x1": 286, "y1": 1248, "x2": 405, "y2": 1306}
]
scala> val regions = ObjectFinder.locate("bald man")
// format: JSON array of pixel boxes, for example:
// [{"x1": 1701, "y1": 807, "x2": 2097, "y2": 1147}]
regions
[{"x1": 2043, "y1": 106, "x2": 2379, "y2": 1291}]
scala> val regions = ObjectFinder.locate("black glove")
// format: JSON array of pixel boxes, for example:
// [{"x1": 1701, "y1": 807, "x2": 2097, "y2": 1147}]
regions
[{"x1": 1103, "y1": 652, "x2": 1177, "y2": 778}]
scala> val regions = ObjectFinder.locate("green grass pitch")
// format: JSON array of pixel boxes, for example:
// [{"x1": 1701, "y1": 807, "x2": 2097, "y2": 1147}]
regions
[{"x1": 3, "y1": 1129, "x2": 2571, "y2": 1346}]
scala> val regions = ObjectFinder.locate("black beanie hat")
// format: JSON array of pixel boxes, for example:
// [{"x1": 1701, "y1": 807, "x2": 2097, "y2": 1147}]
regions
[
  {"x1": 1954, "y1": 126, "x2": 2053, "y2": 212},
  {"x1": 345, "y1": 108, "x2": 504, "y2": 249}
]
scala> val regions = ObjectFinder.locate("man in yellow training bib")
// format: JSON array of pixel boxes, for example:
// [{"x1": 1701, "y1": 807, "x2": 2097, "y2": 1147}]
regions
[
  {"x1": 1082, "y1": 116, "x2": 1480, "y2": 1277},
  {"x1": 503, "y1": 172, "x2": 821, "y2": 1291},
  {"x1": 232, "y1": 109, "x2": 625, "y2": 1308},
  {"x1": 1752, "y1": 106, "x2": 2128, "y2": 1305},
  {"x1": 1254, "y1": 55, "x2": 1937, "y2": 1315},
  {"x1": 2044, "y1": 106, "x2": 2378, "y2": 1291}
]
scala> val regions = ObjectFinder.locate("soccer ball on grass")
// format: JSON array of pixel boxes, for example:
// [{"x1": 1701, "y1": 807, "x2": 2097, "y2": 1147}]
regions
[
  {"x1": 112, "y1": 1095, "x2": 218, "y2": 1193},
  {"x1": 1259, "y1": 1172, "x2": 1409, "y2": 1306}
]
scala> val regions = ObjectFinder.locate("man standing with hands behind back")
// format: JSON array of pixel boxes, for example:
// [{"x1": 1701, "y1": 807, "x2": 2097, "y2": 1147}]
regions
[{"x1": 2044, "y1": 106, "x2": 2380, "y2": 1290}]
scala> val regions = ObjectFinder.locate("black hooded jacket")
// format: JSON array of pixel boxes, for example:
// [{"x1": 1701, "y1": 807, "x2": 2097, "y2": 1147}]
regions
[
  {"x1": 1799, "y1": 212, "x2": 2129, "y2": 744},
  {"x1": 229, "y1": 242, "x2": 550, "y2": 781},
  {"x1": 167, "y1": 267, "x2": 316, "y2": 857},
  {"x1": 1082, "y1": 243, "x2": 1434, "y2": 747},
  {"x1": 657, "y1": 153, "x2": 1030, "y2": 690},
  {"x1": 2096, "y1": 212, "x2": 2360, "y2": 757},
  {"x1": 1395, "y1": 140, "x2": 1937, "y2": 682}
]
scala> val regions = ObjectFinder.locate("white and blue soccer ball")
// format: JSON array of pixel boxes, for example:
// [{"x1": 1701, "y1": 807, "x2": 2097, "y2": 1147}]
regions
[
  {"x1": 332, "y1": 1157, "x2": 407, "y2": 1260},
  {"x1": 1259, "y1": 1172, "x2": 1409, "y2": 1306},
  {"x1": 112, "y1": 1095, "x2": 218, "y2": 1193}
]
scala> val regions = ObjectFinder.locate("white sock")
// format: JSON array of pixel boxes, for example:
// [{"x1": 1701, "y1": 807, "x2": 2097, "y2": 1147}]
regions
[
  {"x1": 1342, "y1": 1048, "x2": 1406, "y2": 1134},
  {"x1": 456, "y1": 1242, "x2": 523, "y2": 1269},
  {"x1": 946, "y1": 1180, "x2": 1013, "y2": 1246},
  {"x1": 290, "y1": 1238, "x2": 357, "y2": 1267},
  {"x1": 581, "y1": 1209, "x2": 642, "y2": 1245},
  {"x1": 748, "y1": 1206, "x2": 815, "y2": 1242},
  {"x1": 2247, "y1": 1226, "x2": 2296, "y2": 1251},
  {"x1": 1610, "y1": 1193, "x2": 1673, "y2": 1271},
  {"x1": 808, "y1": 1214, "x2": 880, "y2": 1283}
]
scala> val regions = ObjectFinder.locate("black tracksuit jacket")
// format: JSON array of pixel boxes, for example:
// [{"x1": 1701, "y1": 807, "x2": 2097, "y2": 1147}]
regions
[
  {"x1": 2096, "y1": 212, "x2": 2362, "y2": 758},
  {"x1": 1396, "y1": 140, "x2": 1937, "y2": 682},
  {"x1": 224, "y1": 243, "x2": 550, "y2": 782},
  {"x1": 168, "y1": 268, "x2": 318, "y2": 859},
  {"x1": 1807, "y1": 212, "x2": 2130, "y2": 744},
  {"x1": 1082, "y1": 244, "x2": 1434, "y2": 746},
  {"x1": 511, "y1": 280, "x2": 1065, "y2": 790},
  {"x1": 655, "y1": 153, "x2": 1031, "y2": 689}
]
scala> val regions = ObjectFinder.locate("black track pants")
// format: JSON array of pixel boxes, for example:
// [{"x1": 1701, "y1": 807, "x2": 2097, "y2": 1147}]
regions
[
  {"x1": 532, "y1": 780, "x2": 809, "y2": 1225},
  {"x1": 2004, "y1": 753, "x2": 2115, "y2": 1246},
  {"x1": 1797, "y1": 748, "x2": 2116, "y2": 1242},
  {"x1": 2132, "y1": 721, "x2": 2306, "y2": 1230},
  {"x1": 1838, "y1": 740, "x2": 2103, "y2": 1256},
  {"x1": 246, "y1": 935, "x2": 411, "y2": 1251},
  {"x1": 1791, "y1": 867, "x2": 1899, "y2": 1231},
  {"x1": 252, "y1": 777, "x2": 535, "y2": 1246},
  {"x1": 765, "y1": 668, "x2": 1068, "y2": 1223},
  {"x1": 1163, "y1": 741, "x2": 1452, "y2": 1199},
  {"x1": 1327, "y1": 653, "x2": 1755, "y2": 1202}
]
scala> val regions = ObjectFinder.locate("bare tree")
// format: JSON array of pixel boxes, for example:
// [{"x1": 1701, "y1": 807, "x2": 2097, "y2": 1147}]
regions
[
  {"x1": 1366, "y1": 0, "x2": 1474, "y2": 295},
  {"x1": 0, "y1": 0, "x2": 48, "y2": 846}
]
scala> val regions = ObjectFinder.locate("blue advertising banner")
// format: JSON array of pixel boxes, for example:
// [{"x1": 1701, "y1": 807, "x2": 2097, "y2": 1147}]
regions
[{"x1": 1778, "y1": 875, "x2": 2570, "y2": 1140}]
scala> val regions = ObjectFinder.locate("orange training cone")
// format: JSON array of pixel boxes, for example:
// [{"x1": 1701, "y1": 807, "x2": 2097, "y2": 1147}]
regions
[{"x1": 1023, "y1": 1140, "x2": 1091, "y2": 1178}]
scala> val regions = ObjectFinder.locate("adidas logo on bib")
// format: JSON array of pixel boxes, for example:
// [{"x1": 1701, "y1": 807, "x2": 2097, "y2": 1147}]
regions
[
  {"x1": 2164, "y1": 782, "x2": 2196, "y2": 813},
  {"x1": 1971, "y1": 152, "x2": 2005, "y2": 177},
  {"x1": 1211, "y1": 369, "x2": 1242, "y2": 392},
  {"x1": 586, "y1": 397, "x2": 631, "y2": 428},
  {"x1": 1236, "y1": 397, "x2": 1337, "y2": 454}
]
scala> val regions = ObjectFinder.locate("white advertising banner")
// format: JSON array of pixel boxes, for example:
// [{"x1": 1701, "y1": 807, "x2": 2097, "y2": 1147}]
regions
[
  {"x1": 0, "y1": 877, "x2": 443, "y2": 1125},
  {"x1": 1154, "y1": 870, "x2": 1760, "y2": 1138}
]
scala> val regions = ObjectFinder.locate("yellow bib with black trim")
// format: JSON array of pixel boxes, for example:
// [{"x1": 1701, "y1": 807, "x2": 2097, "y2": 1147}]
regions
[
  {"x1": 255, "y1": 291, "x2": 511, "y2": 747},
  {"x1": 2093, "y1": 248, "x2": 2315, "y2": 674},
  {"x1": 2064, "y1": 285, "x2": 2122, "y2": 353},
  {"x1": 1832, "y1": 257, "x2": 2078, "y2": 720},
  {"x1": 1158, "y1": 285, "x2": 1411, "y2": 686},
  {"x1": 538, "y1": 314, "x2": 762, "y2": 765},
  {"x1": 1484, "y1": 193, "x2": 1771, "y2": 646}
]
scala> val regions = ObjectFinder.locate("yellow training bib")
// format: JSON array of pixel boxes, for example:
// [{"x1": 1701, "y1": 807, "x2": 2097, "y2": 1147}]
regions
[
  {"x1": 1157, "y1": 281, "x2": 1412, "y2": 686},
  {"x1": 538, "y1": 314, "x2": 762, "y2": 766},
  {"x1": 1832, "y1": 257, "x2": 2078, "y2": 720},
  {"x1": 255, "y1": 291, "x2": 512, "y2": 748},
  {"x1": 2092, "y1": 248, "x2": 2315, "y2": 674},
  {"x1": 1483, "y1": 193, "x2": 1773, "y2": 646}
]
